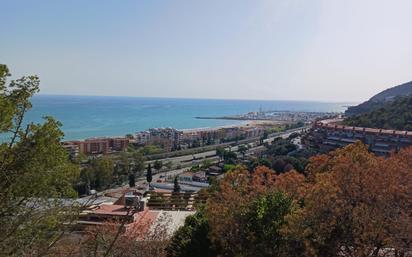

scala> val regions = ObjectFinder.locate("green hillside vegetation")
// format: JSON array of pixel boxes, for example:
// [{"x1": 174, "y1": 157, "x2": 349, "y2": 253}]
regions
[
  {"x1": 346, "y1": 80, "x2": 412, "y2": 116},
  {"x1": 344, "y1": 96, "x2": 412, "y2": 130}
]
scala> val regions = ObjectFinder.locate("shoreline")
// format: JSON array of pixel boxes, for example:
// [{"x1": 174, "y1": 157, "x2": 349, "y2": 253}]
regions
[
  {"x1": 62, "y1": 120, "x2": 281, "y2": 142},
  {"x1": 180, "y1": 120, "x2": 281, "y2": 133}
]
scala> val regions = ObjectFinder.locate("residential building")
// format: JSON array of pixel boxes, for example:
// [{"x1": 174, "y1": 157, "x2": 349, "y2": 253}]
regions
[
  {"x1": 306, "y1": 119, "x2": 412, "y2": 155},
  {"x1": 63, "y1": 137, "x2": 129, "y2": 156}
]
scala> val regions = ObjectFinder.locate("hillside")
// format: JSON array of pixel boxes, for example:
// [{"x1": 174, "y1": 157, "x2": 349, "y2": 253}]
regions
[
  {"x1": 344, "y1": 96, "x2": 412, "y2": 130},
  {"x1": 345, "y1": 81, "x2": 412, "y2": 116}
]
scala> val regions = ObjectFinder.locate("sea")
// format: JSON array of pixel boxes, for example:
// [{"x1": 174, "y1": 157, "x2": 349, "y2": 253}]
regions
[{"x1": 18, "y1": 95, "x2": 351, "y2": 141}]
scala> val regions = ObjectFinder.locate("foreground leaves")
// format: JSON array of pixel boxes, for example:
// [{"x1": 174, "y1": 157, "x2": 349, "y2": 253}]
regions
[{"x1": 0, "y1": 64, "x2": 80, "y2": 256}]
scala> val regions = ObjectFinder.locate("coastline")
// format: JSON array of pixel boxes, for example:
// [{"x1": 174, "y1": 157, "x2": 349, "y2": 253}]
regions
[
  {"x1": 62, "y1": 120, "x2": 281, "y2": 142},
  {"x1": 180, "y1": 120, "x2": 282, "y2": 133},
  {"x1": 26, "y1": 96, "x2": 347, "y2": 141}
]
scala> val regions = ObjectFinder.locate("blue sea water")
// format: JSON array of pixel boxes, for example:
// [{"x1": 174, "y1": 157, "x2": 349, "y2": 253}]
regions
[{"x1": 21, "y1": 95, "x2": 350, "y2": 141}]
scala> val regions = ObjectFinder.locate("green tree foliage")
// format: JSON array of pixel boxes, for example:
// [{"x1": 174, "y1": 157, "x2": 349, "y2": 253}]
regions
[
  {"x1": 238, "y1": 144, "x2": 248, "y2": 157},
  {"x1": 77, "y1": 157, "x2": 114, "y2": 193},
  {"x1": 345, "y1": 80, "x2": 412, "y2": 116},
  {"x1": 120, "y1": 152, "x2": 130, "y2": 174},
  {"x1": 128, "y1": 173, "x2": 135, "y2": 187},
  {"x1": 215, "y1": 147, "x2": 225, "y2": 160},
  {"x1": 270, "y1": 156, "x2": 307, "y2": 174},
  {"x1": 222, "y1": 164, "x2": 236, "y2": 172},
  {"x1": 139, "y1": 144, "x2": 163, "y2": 155},
  {"x1": 90, "y1": 157, "x2": 113, "y2": 190},
  {"x1": 132, "y1": 151, "x2": 145, "y2": 175},
  {"x1": 248, "y1": 158, "x2": 272, "y2": 170},
  {"x1": 0, "y1": 64, "x2": 80, "y2": 256},
  {"x1": 173, "y1": 176, "x2": 181, "y2": 193},
  {"x1": 167, "y1": 143, "x2": 411, "y2": 257},
  {"x1": 241, "y1": 192, "x2": 297, "y2": 257},
  {"x1": 166, "y1": 210, "x2": 217, "y2": 257},
  {"x1": 205, "y1": 167, "x2": 303, "y2": 257},
  {"x1": 265, "y1": 137, "x2": 297, "y2": 156},
  {"x1": 154, "y1": 159, "x2": 163, "y2": 170},
  {"x1": 260, "y1": 136, "x2": 311, "y2": 173},
  {"x1": 76, "y1": 167, "x2": 94, "y2": 195},
  {"x1": 167, "y1": 209, "x2": 216, "y2": 257},
  {"x1": 165, "y1": 160, "x2": 173, "y2": 170},
  {"x1": 223, "y1": 150, "x2": 237, "y2": 164},
  {"x1": 344, "y1": 96, "x2": 412, "y2": 130},
  {"x1": 146, "y1": 163, "x2": 153, "y2": 183},
  {"x1": 201, "y1": 159, "x2": 212, "y2": 169}
]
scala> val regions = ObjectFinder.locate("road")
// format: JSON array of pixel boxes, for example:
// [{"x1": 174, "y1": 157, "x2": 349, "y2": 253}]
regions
[
  {"x1": 79, "y1": 126, "x2": 309, "y2": 202},
  {"x1": 148, "y1": 126, "x2": 309, "y2": 168}
]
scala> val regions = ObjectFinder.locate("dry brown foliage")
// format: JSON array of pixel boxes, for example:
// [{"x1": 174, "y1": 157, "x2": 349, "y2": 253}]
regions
[
  {"x1": 49, "y1": 212, "x2": 172, "y2": 257},
  {"x1": 283, "y1": 142, "x2": 412, "y2": 257}
]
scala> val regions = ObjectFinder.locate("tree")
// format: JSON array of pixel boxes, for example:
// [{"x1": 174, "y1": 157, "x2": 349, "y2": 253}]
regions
[
  {"x1": 201, "y1": 159, "x2": 212, "y2": 169},
  {"x1": 165, "y1": 160, "x2": 173, "y2": 170},
  {"x1": 223, "y1": 150, "x2": 237, "y2": 164},
  {"x1": 168, "y1": 143, "x2": 411, "y2": 257},
  {"x1": 132, "y1": 151, "x2": 145, "y2": 176},
  {"x1": 139, "y1": 144, "x2": 162, "y2": 155},
  {"x1": 173, "y1": 176, "x2": 181, "y2": 193},
  {"x1": 265, "y1": 138, "x2": 297, "y2": 156},
  {"x1": 167, "y1": 208, "x2": 216, "y2": 257},
  {"x1": 91, "y1": 157, "x2": 114, "y2": 190},
  {"x1": 241, "y1": 192, "x2": 297, "y2": 257},
  {"x1": 120, "y1": 152, "x2": 130, "y2": 174},
  {"x1": 248, "y1": 157, "x2": 271, "y2": 171},
  {"x1": 154, "y1": 160, "x2": 163, "y2": 170},
  {"x1": 128, "y1": 173, "x2": 136, "y2": 187},
  {"x1": 284, "y1": 142, "x2": 412, "y2": 257},
  {"x1": 344, "y1": 95, "x2": 412, "y2": 130},
  {"x1": 146, "y1": 163, "x2": 153, "y2": 184},
  {"x1": 77, "y1": 166, "x2": 95, "y2": 195},
  {"x1": 206, "y1": 166, "x2": 300, "y2": 257},
  {"x1": 0, "y1": 64, "x2": 80, "y2": 256},
  {"x1": 238, "y1": 144, "x2": 248, "y2": 158},
  {"x1": 215, "y1": 147, "x2": 225, "y2": 160}
]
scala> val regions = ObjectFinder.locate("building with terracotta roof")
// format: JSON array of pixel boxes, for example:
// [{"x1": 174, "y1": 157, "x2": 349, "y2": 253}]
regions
[
  {"x1": 63, "y1": 137, "x2": 129, "y2": 157},
  {"x1": 306, "y1": 119, "x2": 412, "y2": 155}
]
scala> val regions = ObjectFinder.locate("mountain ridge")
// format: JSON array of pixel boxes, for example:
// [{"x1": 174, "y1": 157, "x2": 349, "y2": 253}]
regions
[{"x1": 345, "y1": 80, "x2": 412, "y2": 116}]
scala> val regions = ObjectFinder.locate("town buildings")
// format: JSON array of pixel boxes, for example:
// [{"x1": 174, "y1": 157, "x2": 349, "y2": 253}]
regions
[
  {"x1": 77, "y1": 189, "x2": 197, "y2": 236},
  {"x1": 63, "y1": 137, "x2": 129, "y2": 157},
  {"x1": 136, "y1": 128, "x2": 181, "y2": 151},
  {"x1": 135, "y1": 125, "x2": 265, "y2": 151},
  {"x1": 306, "y1": 119, "x2": 412, "y2": 155}
]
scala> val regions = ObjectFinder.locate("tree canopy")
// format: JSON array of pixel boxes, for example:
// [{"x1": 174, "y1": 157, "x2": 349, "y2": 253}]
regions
[
  {"x1": 0, "y1": 64, "x2": 80, "y2": 256},
  {"x1": 168, "y1": 142, "x2": 411, "y2": 257},
  {"x1": 344, "y1": 95, "x2": 412, "y2": 130}
]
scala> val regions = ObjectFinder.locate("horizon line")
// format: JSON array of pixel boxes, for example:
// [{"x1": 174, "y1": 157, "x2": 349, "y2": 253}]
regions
[{"x1": 35, "y1": 93, "x2": 358, "y2": 105}]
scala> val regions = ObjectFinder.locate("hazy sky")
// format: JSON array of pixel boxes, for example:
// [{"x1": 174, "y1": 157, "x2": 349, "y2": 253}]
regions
[{"x1": 1, "y1": 0, "x2": 411, "y2": 102}]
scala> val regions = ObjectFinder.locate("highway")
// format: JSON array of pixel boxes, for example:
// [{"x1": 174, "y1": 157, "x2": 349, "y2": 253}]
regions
[
  {"x1": 148, "y1": 126, "x2": 309, "y2": 168},
  {"x1": 79, "y1": 126, "x2": 309, "y2": 202}
]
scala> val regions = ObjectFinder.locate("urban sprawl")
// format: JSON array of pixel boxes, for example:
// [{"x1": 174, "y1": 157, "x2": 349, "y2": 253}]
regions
[{"x1": 60, "y1": 110, "x2": 412, "y2": 239}]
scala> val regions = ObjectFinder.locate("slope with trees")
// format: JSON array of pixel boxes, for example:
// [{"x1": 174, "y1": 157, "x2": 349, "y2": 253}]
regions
[
  {"x1": 346, "y1": 80, "x2": 412, "y2": 116},
  {"x1": 167, "y1": 142, "x2": 411, "y2": 257},
  {"x1": 344, "y1": 95, "x2": 412, "y2": 130}
]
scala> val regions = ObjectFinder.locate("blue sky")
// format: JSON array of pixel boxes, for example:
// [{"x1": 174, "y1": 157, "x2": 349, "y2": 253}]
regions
[{"x1": 1, "y1": 0, "x2": 411, "y2": 102}]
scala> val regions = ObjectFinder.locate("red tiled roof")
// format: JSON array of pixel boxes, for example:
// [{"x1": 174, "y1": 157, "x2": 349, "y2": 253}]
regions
[
  {"x1": 124, "y1": 210, "x2": 160, "y2": 238},
  {"x1": 91, "y1": 204, "x2": 130, "y2": 216},
  {"x1": 315, "y1": 121, "x2": 412, "y2": 137}
]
